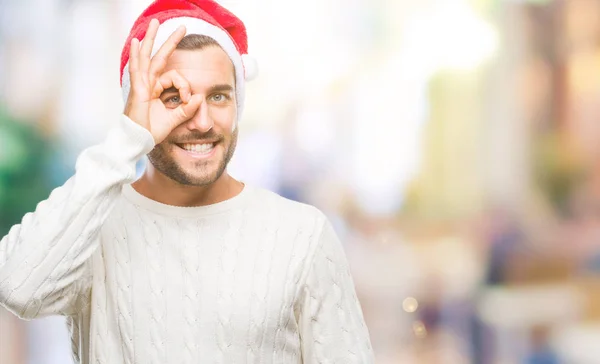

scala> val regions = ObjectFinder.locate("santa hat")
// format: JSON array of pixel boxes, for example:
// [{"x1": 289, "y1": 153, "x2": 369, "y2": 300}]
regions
[{"x1": 120, "y1": 0, "x2": 258, "y2": 118}]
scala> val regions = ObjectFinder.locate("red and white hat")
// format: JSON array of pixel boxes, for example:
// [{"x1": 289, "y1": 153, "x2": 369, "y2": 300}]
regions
[{"x1": 120, "y1": 0, "x2": 258, "y2": 118}]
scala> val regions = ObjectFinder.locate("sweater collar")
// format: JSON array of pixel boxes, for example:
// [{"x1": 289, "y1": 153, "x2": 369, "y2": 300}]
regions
[{"x1": 121, "y1": 183, "x2": 252, "y2": 217}]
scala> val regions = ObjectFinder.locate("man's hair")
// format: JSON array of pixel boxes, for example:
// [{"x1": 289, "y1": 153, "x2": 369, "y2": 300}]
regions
[{"x1": 176, "y1": 34, "x2": 220, "y2": 50}]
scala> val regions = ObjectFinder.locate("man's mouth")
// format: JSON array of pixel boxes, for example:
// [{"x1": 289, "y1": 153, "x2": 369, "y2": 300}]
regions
[
  {"x1": 176, "y1": 142, "x2": 218, "y2": 155},
  {"x1": 182, "y1": 142, "x2": 214, "y2": 152}
]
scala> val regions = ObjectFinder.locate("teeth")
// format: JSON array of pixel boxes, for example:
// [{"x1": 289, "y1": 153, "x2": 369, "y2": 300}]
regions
[{"x1": 182, "y1": 143, "x2": 214, "y2": 154}]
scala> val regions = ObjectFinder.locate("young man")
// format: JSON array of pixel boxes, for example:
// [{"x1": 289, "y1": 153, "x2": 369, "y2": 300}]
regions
[{"x1": 0, "y1": 0, "x2": 374, "y2": 363}]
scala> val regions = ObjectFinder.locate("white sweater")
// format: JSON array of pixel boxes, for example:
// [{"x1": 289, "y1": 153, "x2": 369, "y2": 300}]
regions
[{"x1": 0, "y1": 116, "x2": 374, "y2": 364}]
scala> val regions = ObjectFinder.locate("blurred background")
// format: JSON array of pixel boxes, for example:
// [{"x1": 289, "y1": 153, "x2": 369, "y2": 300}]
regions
[{"x1": 2, "y1": 0, "x2": 600, "y2": 362}]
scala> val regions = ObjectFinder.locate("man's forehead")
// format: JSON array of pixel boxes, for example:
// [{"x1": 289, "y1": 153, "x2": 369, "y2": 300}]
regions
[
  {"x1": 165, "y1": 46, "x2": 233, "y2": 68},
  {"x1": 163, "y1": 48, "x2": 235, "y2": 82}
]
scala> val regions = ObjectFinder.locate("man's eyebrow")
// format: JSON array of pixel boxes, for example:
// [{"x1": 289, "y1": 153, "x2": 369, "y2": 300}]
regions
[
  {"x1": 159, "y1": 84, "x2": 234, "y2": 97},
  {"x1": 208, "y1": 84, "x2": 234, "y2": 93}
]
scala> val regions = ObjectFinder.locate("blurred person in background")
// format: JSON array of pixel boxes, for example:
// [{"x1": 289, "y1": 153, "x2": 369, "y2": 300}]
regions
[{"x1": 0, "y1": 0, "x2": 373, "y2": 363}]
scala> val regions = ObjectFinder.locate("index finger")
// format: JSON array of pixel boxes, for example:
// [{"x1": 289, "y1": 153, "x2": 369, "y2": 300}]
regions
[
  {"x1": 152, "y1": 69, "x2": 192, "y2": 102},
  {"x1": 149, "y1": 25, "x2": 187, "y2": 79}
]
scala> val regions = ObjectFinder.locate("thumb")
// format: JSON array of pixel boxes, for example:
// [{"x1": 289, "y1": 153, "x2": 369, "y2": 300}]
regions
[{"x1": 169, "y1": 94, "x2": 203, "y2": 127}]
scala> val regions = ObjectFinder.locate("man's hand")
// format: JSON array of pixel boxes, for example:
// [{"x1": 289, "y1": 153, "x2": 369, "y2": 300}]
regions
[{"x1": 124, "y1": 19, "x2": 203, "y2": 144}]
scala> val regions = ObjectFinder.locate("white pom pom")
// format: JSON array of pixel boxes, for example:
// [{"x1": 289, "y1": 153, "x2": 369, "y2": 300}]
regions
[{"x1": 242, "y1": 54, "x2": 258, "y2": 81}]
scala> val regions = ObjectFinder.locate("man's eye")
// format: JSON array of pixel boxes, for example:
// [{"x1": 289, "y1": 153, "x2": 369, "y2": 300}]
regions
[
  {"x1": 211, "y1": 94, "x2": 228, "y2": 102},
  {"x1": 165, "y1": 96, "x2": 182, "y2": 104}
]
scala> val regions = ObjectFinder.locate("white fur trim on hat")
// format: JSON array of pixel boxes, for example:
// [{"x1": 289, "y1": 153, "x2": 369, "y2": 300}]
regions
[{"x1": 242, "y1": 54, "x2": 258, "y2": 81}]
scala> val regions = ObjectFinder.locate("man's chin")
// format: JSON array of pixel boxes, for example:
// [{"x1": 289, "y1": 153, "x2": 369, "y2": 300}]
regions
[
  {"x1": 183, "y1": 173, "x2": 219, "y2": 186},
  {"x1": 172, "y1": 164, "x2": 224, "y2": 186}
]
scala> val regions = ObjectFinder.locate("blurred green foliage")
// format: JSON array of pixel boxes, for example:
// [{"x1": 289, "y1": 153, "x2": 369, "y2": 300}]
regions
[{"x1": 0, "y1": 108, "x2": 54, "y2": 236}]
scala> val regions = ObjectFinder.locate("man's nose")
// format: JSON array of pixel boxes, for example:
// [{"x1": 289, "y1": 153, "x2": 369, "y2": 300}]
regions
[{"x1": 185, "y1": 99, "x2": 213, "y2": 132}]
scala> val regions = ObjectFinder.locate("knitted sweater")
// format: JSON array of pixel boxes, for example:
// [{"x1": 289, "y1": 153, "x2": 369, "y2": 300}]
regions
[{"x1": 0, "y1": 116, "x2": 374, "y2": 363}]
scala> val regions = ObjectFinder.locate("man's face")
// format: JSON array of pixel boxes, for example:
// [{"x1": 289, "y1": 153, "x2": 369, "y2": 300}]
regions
[{"x1": 147, "y1": 46, "x2": 238, "y2": 186}]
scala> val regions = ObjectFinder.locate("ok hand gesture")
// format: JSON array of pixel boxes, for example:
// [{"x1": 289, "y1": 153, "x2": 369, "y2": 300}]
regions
[{"x1": 124, "y1": 19, "x2": 203, "y2": 144}]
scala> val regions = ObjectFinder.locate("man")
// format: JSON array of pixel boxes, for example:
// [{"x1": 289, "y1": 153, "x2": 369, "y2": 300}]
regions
[{"x1": 0, "y1": 0, "x2": 374, "y2": 363}]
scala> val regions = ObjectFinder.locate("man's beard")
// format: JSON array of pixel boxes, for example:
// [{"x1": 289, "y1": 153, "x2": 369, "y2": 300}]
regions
[{"x1": 147, "y1": 128, "x2": 238, "y2": 186}]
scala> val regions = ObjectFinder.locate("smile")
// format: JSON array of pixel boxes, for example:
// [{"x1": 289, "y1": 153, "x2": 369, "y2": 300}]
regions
[
  {"x1": 181, "y1": 143, "x2": 214, "y2": 154},
  {"x1": 175, "y1": 142, "x2": 219, "y2": 159}
]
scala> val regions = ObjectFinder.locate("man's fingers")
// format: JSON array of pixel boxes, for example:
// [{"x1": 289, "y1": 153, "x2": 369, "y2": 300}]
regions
[
  {"x1": 128, "y1": 37, "x2": 148, "y2": 99},
  {"x1": 149, "y1": 25, "x2": 186, "y2": 79},
  {"x1": 172, "y1": 94, "x2": 203, "y2": 126},
  {"x1": 129, "y1": 38, "x2": 140, "y2": 73},
  {"x1": 151, "y1": 81, "x2": 165, "y2": 100},
  {"x1": 153, "y1": 70, "x2": 191, "y2": 102},
  {"x1": 139, "y1": 19, "x2": 160, "y2": 73}
]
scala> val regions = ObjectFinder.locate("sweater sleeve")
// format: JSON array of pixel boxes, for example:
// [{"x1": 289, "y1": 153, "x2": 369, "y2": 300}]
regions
[
  {"x1": 297, "y1": 217, "x2": 375, "y2": 363},
  {"x1": 0, "y1": 115, "x2": 154, "y2": 319}
]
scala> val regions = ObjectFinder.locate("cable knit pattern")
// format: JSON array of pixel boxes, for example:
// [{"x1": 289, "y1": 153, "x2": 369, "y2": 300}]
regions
[
  {"x1": 111, "y1": 226, "x2": 134, "y2": 364},
  {"x1": 256, "y1": 225, "x2": 278, "y2": 357},
  {"x1": 246, "y1": 223, "x2": 277, "y2": 364},
  {"x1": 297, "y1": 220, "x2": 374, "y2": 363},
  {"x1": 179, "y1": 218, "x2": 202, "y2": 364},
  {"x1": 277, "y1": 226, "x2": 314, "y2": 363},
  {"x1": 93, "y1": 246, "x2": 109, "y2": 364},
  {"x1": 0, "y1": 115, "x2": 374, "y2": 363},
  {"x1": 141, "y1": 211, "x2": 167, "y2": 364},
  {"x1": 216, "y1": 211, "x2": 243, "y2": 362}
]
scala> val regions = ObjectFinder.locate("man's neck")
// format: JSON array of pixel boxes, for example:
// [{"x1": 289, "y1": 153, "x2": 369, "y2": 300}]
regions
[{"x1": 131, "y1": 169, "x2": 244, "y2": 207}]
